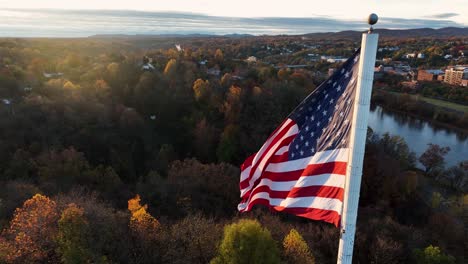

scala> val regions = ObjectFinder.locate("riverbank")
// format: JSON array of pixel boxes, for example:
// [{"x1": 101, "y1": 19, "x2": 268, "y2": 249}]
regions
[
  {"x1": 384, "y1": 90, "x2": 468, "y2": 113},
  {"x1": 374, "y1": 103, "x2": 468, "y2": 136},
  {"x1": 367, "y1": 106, "x2": 467, "y2": 167},
  {"x1": 372, "y1": 90, "x2": 468, "y2": 134}
]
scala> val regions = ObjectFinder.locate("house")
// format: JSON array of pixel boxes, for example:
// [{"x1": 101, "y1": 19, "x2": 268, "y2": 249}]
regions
[
  {"x1": 43, "y1": 72, "x2": 63, "y2": 78},
  {"x1": 403, "y1": 53, "x2": 416, "y2": 59},
  {"x1": 245, "y1": 56, "x2": 257, "y2": 63},
  {"x1": 417, "y1": 69, "x2": 444, "y2": 81},
  {"x1": 417, "y1": 53, "x2": 425, "y2": 59},
  {"x1": 142, "y1": 63, "x2": 155, "y2": 71},
  {"x1": 207, "y1": 68, "x2": 221, "y2": 76}
]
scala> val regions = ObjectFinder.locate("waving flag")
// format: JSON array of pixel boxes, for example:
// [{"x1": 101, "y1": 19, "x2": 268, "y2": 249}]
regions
[{"x1": 238, "y1": 49, "x2": 361, "y2": 226}]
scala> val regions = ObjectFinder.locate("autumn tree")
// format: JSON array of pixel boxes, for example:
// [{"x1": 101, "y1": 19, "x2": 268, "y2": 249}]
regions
[
  {"x1": 3, "y1": 194, "x2": 59, "y2": 263},
  {"x1": 164, "y1": 58, "x2": 178, "y2": 77},
  {"x1": 419, "y1": 144, "x2": 450, "y2": 174},
  {"x1": 192, "y1": 78, "x2": 211, "y2": 101},
  {"x1": 167, "y1": 159, "x2": 238, "y2": 216},
  {"x1": 215, "y1": 49, "x2": 224, "y2": 63},
  {"x1": 57, "y1": 203, "x2": 92, "y2": 264},
  {"x1": 128, "y1": 194, "x2": 160, "y2": 235},
  {"x1": 163, "y1": 214, "x2": 222, "y2": 264},
  {"x1": 282, "y1": 229, "x2": 315, "y2": 264},
  {"x1": 128, "y1": 195, "x2": 161, "y2": 263},
  {"x1": 211, "y1": 219, "x2": 280, "y2": 264},
  {"x1": 193, "y1": 118, "x2": 218, "y2": 162},
  {"x1": 277, "y1": 68, "x2": 289, "y2": 81}
]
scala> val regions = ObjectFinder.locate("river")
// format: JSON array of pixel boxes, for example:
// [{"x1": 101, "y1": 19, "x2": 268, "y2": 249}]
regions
[{"x1": 368, "y1": 106, "x2": 467, "y2": 167}]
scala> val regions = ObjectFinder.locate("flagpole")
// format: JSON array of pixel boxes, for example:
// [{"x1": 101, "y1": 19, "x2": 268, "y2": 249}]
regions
[{"x1": 337, "y1": 14, "x2": 379, "y2": 264}]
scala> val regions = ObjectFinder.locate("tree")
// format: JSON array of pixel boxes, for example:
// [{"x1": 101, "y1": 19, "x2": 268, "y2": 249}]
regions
[
  {"x1": 3, "y1": 194, "x2": 59, "y2": 263},
  {"x1": 211, "y1": 219, "x2": 280, "y2": 264},
  {"x1": 57, "y1": 203, "x2": 93, "y2": 264},
  {"x1": 63, "y1": 80, "x2": 77, "y2": 89},
  {"x1": 164, "y1": 58, "x2": 177, "y2": 77},
  {"x1": 193, "y1": 118, "x2": 218, "y2": 162},
  {"x1": 419, "y1": 144, "x2": 450, "y2": 174},
  {"x1": 216, "y1": 124, "x2": 240, "y2": 163},
  {"x1": 215, "y1": 49, "x2": 224, "y2": 63},
  {"x1": 192, "y1": 78, "x2": 211, "y2": 101},
  {"x1": 163, "y1": 214, "x2": 222, "y2": 264},
  {"x1": 277, "y1": 68, "x2": 289, "y2": 80},
  {"x1": 128, "y1": 194, "x2": 160, "y2": 236},
  {"x1": 413, "y1": 245, "x2": 455, "y2": 264},
  {"x1": 128, "y1": 195, "x2": 161, "y2": 263},
  {"x1": 282, "y1": 229, "x2": 315, "y2": 264},
  {"x1": 442, "y1": 161, "x2": 468, "y2": 192}
]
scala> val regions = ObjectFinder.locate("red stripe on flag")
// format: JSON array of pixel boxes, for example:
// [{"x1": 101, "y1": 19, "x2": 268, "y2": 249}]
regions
[
  {"x1": 261, "y1": 161, "x2": 347, "y2": 182},
  {"x1": 247, "y1": 121, "x2": 297, "y2": 178},
  {"x1": 246, "y1": 185, "x2": 344, "y2": 201},
  {"x1": 241, "y1": 198, "x2": 341, "y2": 227},
  {"x1": 239, "y1": 134, "x2": 297, "y2": 190}
]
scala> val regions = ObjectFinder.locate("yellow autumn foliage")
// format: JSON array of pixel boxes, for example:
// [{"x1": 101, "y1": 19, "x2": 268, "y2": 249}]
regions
[{"x1": 128, "y1": 195, "x2": 160, "y2": 236}]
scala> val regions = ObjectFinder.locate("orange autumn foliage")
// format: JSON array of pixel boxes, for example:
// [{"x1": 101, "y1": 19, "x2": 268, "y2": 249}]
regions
[
  {"x1": 128, "y1": 195, "x2": 159, "y2": 237},
  {"x1": 2, "y1": 194, "x2": 59, "y2": 263}
]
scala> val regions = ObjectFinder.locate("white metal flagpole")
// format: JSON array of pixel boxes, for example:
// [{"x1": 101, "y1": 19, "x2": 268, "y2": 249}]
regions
[{"x1": 337, "y1": 14, "x2": 379, "y2": 264}]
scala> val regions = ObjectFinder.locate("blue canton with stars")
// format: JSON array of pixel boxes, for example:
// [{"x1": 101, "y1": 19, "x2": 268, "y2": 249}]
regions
[{"x1": 288, "y1": 49, "x2": 360, "y2": 160}]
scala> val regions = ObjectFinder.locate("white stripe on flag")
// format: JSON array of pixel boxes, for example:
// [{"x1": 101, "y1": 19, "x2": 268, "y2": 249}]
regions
[
  {"x1": 242, "y1": 192, "x2": 343, "y2": 213},
  {"x1": 251, "y1": 173, "x2": 345, "y2": 192},
  {"x1": 266, "y1": 148, "x2": 349, "y2": 173}
]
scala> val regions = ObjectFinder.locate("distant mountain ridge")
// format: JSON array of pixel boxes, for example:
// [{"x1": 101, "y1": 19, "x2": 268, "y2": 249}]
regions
[
  {"x1": 303, "y1": 27, "x2": 468, "y2": 39},
  {"x1": 90, "y1": 27, "x2": 468, "y2": 39}
]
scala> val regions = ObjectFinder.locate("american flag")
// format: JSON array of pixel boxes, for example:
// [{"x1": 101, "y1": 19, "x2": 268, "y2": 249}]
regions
[{"x1": 238, "y1": 49, "x2": 361, "y2": 226}]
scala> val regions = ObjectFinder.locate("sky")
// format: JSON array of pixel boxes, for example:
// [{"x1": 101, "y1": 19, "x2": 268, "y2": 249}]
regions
[{"x1": 0, "y1": 0, "x2": 467, "y2": 26}]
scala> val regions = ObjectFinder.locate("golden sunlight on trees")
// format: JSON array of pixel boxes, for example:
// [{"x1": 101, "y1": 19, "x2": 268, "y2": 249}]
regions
[
  {"x1": 63, "y1": 80, "x2": 77, "y2": 89},
  {"x1": 128, "y1": 194, "x2": 160, "y2": 236},
  {"x1": 94, "y1": 79, "x2": 110, "y2": 90},
  {"x1": 252, "y1": 86, "x2": 263, "y2": 96},
  {"x1": 2, "y1": 194, "x2": 59, "y2": 263},
  {"x1": 211, "y1": 219, "x2": 280, "y2": 264},
  {"x1": 164, "y1": 59, "x2": 177, "y2": 77},
  {"x1": 192, "y1": 78, "x2": 211, "y2": 101},
  {"x1": 128, "y1": 195, "x2": 160, "y2": 263},
  {"x1": 215, "y1": 49, "x2": 224, "y2": 63},
  {"x1": 282, "y1": 229, "x2": 315, "y2": 264},
  {"x1": 57, "y1": 203, "x2": 92, "y2": 264},
  {"x1": 223, "y1": 85, "x2": 242, "y2": 124}
]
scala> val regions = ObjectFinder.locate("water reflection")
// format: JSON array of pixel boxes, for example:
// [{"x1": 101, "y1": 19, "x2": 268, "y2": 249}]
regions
[{"x1": 368, "y1": 106, "x2": 467, "y2": 166}]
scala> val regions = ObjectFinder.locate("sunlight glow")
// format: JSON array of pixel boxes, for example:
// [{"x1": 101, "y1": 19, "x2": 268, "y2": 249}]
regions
[{"x1": 0, "y1": 0, "x2": 466, "y2": 25}]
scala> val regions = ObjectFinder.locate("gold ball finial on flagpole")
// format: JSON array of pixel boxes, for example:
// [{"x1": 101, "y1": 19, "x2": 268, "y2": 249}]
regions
[{"x1": 368, "y1": 13, "x2": 378, "y2": 33}]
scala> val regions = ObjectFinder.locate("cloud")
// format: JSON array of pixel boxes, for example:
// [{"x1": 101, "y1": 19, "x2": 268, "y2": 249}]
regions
[
  {"x1": 425, "y1": 13, "x2": 459, "y2": 19},
  {"x1": 0, "y1": 9, "x2": 465, "y2": 37},
  {"x1": 378, "y1": 17, "x2": 463, "y2": 29}
]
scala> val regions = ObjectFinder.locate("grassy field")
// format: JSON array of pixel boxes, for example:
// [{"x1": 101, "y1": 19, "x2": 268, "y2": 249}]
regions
[
  {"x1": 416, "y1": 96, "x2": 468, "y2": 113},
  {"x1": 383, "y1": 91, "x2": 468, "y2": 113}
]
